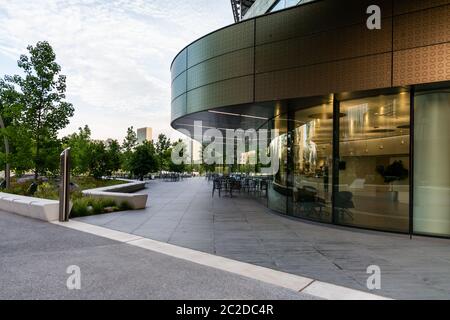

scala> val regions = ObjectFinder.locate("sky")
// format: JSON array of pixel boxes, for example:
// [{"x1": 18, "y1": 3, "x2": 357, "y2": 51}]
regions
[{"x1": 0, "y1": 0, "x2": 233, "y2": 142}]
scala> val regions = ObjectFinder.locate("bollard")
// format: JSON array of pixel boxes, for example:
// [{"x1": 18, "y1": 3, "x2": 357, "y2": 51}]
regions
[{"x1": 59, "y1": 148, "x2": 71, "y2": 222}]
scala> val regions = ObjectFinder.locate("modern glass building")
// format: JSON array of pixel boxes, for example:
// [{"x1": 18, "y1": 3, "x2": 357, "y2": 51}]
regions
[{"x1": 171, "y1": 0, "x2": 450, "y2": 237}]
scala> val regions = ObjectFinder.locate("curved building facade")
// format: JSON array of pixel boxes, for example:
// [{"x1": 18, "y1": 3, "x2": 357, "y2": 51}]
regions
[{"x1": 171, "y1": 0, "x2": 450, "y2": 237}]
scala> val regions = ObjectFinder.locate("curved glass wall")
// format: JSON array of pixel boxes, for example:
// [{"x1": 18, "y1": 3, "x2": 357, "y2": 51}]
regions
[
  {"x1": 267, "y1": 111, "x2": 290, "y2": 214},
  {"x1": 290, "y1": 103, "x2": 333, "y2": 222},
  {"x1": 266, "y1": 92, "x2": 412, "y2": 234},
  {"x1": 414, "y1": 88, "x2": 450, "y2": 237},
  {"x1": 337, "y1": 93, "x2": 410, "y2": 232},
  {"x1": 264, "y1": 88, "x2": 450, "y2": 237}
]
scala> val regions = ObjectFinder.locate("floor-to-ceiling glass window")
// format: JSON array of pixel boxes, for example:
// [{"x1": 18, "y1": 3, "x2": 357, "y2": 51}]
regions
[
  {"x1": 290, "y1": 103, "x2": 333, "y2": 222},
  {"x1": 267, "y1": 112, "x2": 290, "y2": 214},
  {"x1": 414, "y1": 87, "x2": 450, "y2": 237},
  {"x1": 337, "y1": 93, "x2": 410, "y2": 232}
]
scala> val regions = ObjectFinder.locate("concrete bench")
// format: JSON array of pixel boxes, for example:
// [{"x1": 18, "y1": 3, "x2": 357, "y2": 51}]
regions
[
  {"x1": 0, "y1": 192, "x2": 61, "y2": 221},
  {"x1": 81, "y1": 181, "x2": 148, "y2": 210}
]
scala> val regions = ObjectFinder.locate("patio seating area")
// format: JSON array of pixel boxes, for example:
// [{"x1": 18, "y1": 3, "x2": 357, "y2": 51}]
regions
[{"x1": 209, "y1": 173, "x2": 270, "y2": 198}]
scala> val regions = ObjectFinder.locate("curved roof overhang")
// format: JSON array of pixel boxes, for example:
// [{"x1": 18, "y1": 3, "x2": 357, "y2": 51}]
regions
[{"x1": 170, "y1": 0, "x2": 450, "y2": 139}]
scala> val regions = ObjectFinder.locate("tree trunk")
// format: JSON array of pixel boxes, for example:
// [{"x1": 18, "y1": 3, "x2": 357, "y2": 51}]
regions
[
  {"x1": 34, "y1": 108, "x2": 42, "y2": 181},
  {"x1": 0, "y1": 115, "x2": 10, "y2": 188}
]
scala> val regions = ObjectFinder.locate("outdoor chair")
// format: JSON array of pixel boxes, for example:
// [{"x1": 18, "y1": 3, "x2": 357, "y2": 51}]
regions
[
  {"x1": 335, "y1": 191, "x2": 355, "y2": 221},
  {"x1": 248, "y1": 179, "x2": 257, "y2": 194},
  {"x1": 212, "y1": 178, "x2": 222, "y2": 197},
  {"x1": 259, "y1": 180, "x2": 268, "y2": 198},
  {"x1": 294, "y1": 186, "x2": 327, "y2": 218},
  {"x1": 241, "y1": 179, "x2": 250, "y2": 193}
]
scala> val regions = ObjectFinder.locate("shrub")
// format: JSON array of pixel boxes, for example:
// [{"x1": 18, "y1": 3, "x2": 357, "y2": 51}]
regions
[
  {"x1": 70, "y1": 197, "x2": 121, "y2": 218},
  {"x1": 34, "y1": 182, "x2": 59, "y2": 200},
  {"x1": 119, "y1": 201, "x2": 132, "y2": 211}
]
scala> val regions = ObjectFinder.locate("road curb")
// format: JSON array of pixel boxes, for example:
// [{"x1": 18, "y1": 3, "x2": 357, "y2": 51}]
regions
[{"x1": 52, "y1": 220, "x2": 391, "y2": 300}]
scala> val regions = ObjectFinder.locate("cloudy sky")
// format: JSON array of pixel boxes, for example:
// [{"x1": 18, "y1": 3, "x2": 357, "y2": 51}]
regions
[{"x1": 0, "y1": 0, "x2": 233, "y2": 141}]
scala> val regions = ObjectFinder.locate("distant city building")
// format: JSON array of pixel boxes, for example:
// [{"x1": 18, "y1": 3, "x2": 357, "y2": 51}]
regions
[{"x1": 137, "y1": 127, "x2": 153, "y2": 145}]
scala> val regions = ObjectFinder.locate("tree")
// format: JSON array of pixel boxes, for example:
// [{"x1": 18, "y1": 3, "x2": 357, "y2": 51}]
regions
[
  {"x1": 107, "y1": 139, "x2": 122, "y2": 174},
  {"x1": 122, "y1": 126, "x2": 138, "y2": 152},
  {"x1": 9, "y1": 41, "x2": 74, "y2": 179},
  {"x1": 155, "y1": 133, "x2": 171, "y2": 171},
  {"x1": 85, "y1": 140, "x2": 123, "y2": 179},
  {"x1": 155, "y1": 133, "x2": 171, "y2": 155},
  {"x1": 86, "y1": 141, "x2": 109, "y2": 179},
  {"x1": 0, "y1": 78, "x2": 33, "y2": 183},
  {"x1": 168, "y1": 139, "x2": 188, "y2": 173},
  {"x1": 129, "y1": 141, "x2": 158, "y2": 180},
  {"x1": 121, "y1": 126, "x2": 138, "y2": 174},
  {"x1": 63, "y1": 125, "x2": 92, "y2": 175}
]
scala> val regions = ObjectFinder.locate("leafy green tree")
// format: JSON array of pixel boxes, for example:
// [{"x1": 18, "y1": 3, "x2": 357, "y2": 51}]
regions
[
  {"x1": 129, "y1": 141, "x2": 158, "y2": 180},
  {"x1": 9, "y1": 41, "x2": 74, "y2": 179},
  {"x1": 155, "y1": 133, "x2": 171, "y2": 155},
  {"x1": 0, "y1": 78, "x2": 33, "y2": 180},
  {"x1": 122, "y1": 126, "x2": 137, "y2": 152},
  {"x1": 155, "y1": 134, "x2": 171, "y2": 171},
  {"x1": 87, "y1": 141, "x2": 110, "y2": 179},
  {"x1": 107, "y1": 139, "x2": 122, "y2": 174},
  {"x1": 86, "y1": 140, "x2": 123, "y2": 179},
  {"x1": 63, "y1": 125, "x2": 92, "y2": 175},
  {"x1": 121, "y1": 126, "x2": 138, "y2": 173},
  {"x1": 168, "y1": 139, "x2": 188, "y2": 173}
]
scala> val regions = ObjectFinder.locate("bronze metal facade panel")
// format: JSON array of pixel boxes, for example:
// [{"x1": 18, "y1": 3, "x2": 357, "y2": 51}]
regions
[
  {"x1": 255, "y1": 53, "x2": 392, "y2": 101},
  {"x1": 394, "y1": 0, "x2": 450, "y2": 15},
  {"x1": 187, "y1": 20, "x2": 254, "y2": 68},
  {"x1": 255, "y1": 0, "x2": 392, "y2": 45},
  {"x1": 171, "y1": 71, "x2": 186, "y2": 101},
  {"x1": 393, "y1": 42, "x2": 450, "y2": 86},
  {"x1": 394, "y1": 4, "x2": 450, "y2": 51},
  {"x1": 187, "y1": 47, "x2": 254, "y2": 91},
  {"x1": 171, "y1": 0, "x2": 450, "y2": 124},
  {"x1": 187, "y1": 75, "x2": 254, "y2": 114},
  {"x1": 256, "y1": 18, "x2": 392, "y2": 73},
  {"x1": 171, "y1": 48, "x2": 187, "y2": 81}
]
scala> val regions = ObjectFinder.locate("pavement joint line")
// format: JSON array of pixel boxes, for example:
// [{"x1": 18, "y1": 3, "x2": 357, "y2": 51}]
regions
[{"x1": 51, "y1": 220, "x2": 391, "y2": 300}]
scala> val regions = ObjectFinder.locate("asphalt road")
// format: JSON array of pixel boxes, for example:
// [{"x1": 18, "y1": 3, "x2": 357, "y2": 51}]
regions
[{"x1": 0, "y1": 211, "x2": 316, "y2": 300}]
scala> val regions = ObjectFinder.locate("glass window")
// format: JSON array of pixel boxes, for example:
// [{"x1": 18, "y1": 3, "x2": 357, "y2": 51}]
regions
[
  {"x1": 267, "y1": 113, "x2": 290, "y2": 214},
  {"x1": 269, "y1": 0, "x2": 314, "y2": 13},
  {"x1": 337, "y1": 93, "x2": 410, "y2": 232},
  {"x1": 290, "y1": 103, "x2": 333, "y2": 222},
  {"x1": 270, "y1": 0, "x2": 286, "y2": 13},
  {"x1": 414, "y1": 88, "x2": 450, "y2": 237}
]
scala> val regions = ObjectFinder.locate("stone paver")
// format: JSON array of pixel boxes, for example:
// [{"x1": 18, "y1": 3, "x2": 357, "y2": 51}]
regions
[
  {"x1": 0, "y1": 211, "x2": 316, "y2": 300},
  {"x1": 77, "y1": 178, "x2": 450, "y2": 299}
]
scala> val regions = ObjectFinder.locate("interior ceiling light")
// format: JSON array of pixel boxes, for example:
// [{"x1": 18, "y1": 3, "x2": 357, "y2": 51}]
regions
[
  {"x1": 308, "y1": 112, "x2": 346, "y2": 119},
  {"x1": 208, "y1": 110, "x2": 268, "y2": 120}
]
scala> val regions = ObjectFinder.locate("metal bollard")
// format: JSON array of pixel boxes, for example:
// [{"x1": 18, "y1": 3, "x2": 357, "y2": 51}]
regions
[{"x1": 59, "y1": 148, "x2": 71, "y2": 222}]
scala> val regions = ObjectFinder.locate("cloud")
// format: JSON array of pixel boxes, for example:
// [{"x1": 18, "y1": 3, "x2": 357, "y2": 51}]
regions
[{"x1": 0, "y1": 0, "x2": 233, "y2": 141}]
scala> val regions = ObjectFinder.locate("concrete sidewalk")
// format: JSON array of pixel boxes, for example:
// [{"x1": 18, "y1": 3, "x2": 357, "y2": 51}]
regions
[
  {"x1": 77, "y1": 178, "x2": 450, "y2": 299},
  {"x1": 0, "y1": 211, "x2": 317, "y2": 300}
]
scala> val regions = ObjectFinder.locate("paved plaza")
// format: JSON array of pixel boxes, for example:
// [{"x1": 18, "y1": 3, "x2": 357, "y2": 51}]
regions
[
  {"x1": 0, "y1": 211, "x2": 316, "y2": 300},
  {"x1": 77, "y1": 178, "x2": 450, "y2": 299}
]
